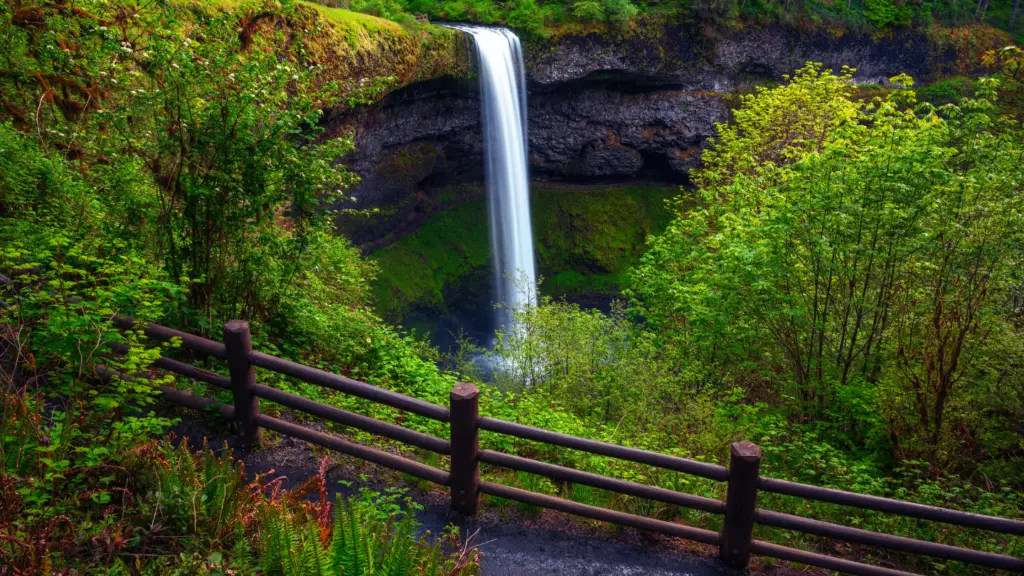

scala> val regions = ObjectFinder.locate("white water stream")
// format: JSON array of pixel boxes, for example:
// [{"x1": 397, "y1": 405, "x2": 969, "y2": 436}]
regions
[{"x1": 451, "y1": 25, "x2": 537, "y2": 332}]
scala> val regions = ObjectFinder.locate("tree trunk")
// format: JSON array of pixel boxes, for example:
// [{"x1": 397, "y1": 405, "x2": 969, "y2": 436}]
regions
[{"x1": 1011, "y1": 0, "x2": 1021, "y2": 29}]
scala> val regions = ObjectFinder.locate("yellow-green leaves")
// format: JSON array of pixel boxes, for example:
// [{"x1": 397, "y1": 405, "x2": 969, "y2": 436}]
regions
[
  {"x1": 694, "y1": 63, "x2": 861, "y2": 200},
  {"x1": 634, "y1": 61, "x2": 1024, "y2": 463}
]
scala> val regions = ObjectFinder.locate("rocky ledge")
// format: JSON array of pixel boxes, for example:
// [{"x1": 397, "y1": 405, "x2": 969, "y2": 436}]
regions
[{"x1": 525, "y1": 22, "x2": 993, "y2": 87}]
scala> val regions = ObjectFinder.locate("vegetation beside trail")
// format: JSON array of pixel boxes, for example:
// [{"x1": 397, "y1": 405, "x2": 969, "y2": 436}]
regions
[
  {"x1": 1, "y1": 0, "x2": 1023, "y2": 574},
  {"x1": 0, "y1": 0, "x2": 474, "y2": 572},
  {"x1": 479, "y1": 59, "x2": 1024, "y2": 573}
]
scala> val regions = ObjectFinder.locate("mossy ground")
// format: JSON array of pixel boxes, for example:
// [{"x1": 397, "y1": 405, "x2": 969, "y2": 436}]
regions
[{"x1": 368, "y1": 184, "x2": 687, "y2": 321}]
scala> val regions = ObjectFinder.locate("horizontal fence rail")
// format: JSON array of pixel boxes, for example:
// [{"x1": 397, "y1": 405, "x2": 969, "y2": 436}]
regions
[
  {"x1": 250, "y1": 383, "x2": 451, "y2": 455},
  {"x1": 110, "y1": 318, "x2": 1024, "y2": 576},
  {"x1": 754, "y1": 509, "x2": 1024, "y2": 571},
  {"x1": 749, "y1": 540, "x2": 918, "y2": 576},
  {"x1": 248, "y1": 351, "x2": 450, "y2": 422},
  {"x1": 480, "y1": 480, "x2": 724, "y2": 545},
  {"x1": 477, "y1": 416, "x2": 730, "y2": 481},
  {"x1": 151, "y1": 381, "x2": 450, "y2": 485},
  {"x1": 254, "y1": 414, "x2": 451, "y2": 486},
  {"x1": 113, "y1": 315, "x2": 227, "y2": 358},
  {"x1": 106, "y1": 341, "x2": 231, "y2": 389},
  {"x1": 759, "y1": 476, "x2": 1024, "y2": 537},
  {"x1": 477, "y1": 449, "x2": 726, "y2": 514}
]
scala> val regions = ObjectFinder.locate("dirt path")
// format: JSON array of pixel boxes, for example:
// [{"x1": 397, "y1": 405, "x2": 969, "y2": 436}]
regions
[
  {"x1": 239, "y1": 433, "x2": 731, "y2": 576},
  {"x1": 170, "y1": 408, "x2": 809, "y2": 576}
]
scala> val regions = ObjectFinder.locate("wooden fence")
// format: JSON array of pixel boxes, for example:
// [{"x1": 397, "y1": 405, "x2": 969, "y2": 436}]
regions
[{"x1": 110, "y1": 317, "x2": 1024, "y2": 576}]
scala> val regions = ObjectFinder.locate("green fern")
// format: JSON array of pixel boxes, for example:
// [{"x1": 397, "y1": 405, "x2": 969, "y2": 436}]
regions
[
  {"x1": 331, "y1": 495, "x2": 363, "y2": 575},
  {"x1": 252, "y1": 490, "x2": 478, "y2": 576}
]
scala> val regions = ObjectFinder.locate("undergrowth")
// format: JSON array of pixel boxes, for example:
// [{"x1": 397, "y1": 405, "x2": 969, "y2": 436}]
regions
[{"x1": 0, "y1": 392, "x2": 480, "y2": 575}]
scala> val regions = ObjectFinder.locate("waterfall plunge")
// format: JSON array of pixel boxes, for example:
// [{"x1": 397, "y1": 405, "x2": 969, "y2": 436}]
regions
[{"x1": 454, "y1": 25, "x2": 537, "y2": 333}]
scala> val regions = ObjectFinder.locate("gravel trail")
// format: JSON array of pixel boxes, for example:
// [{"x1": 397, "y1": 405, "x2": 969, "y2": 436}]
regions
[{"x1": 171, "y1": 408, "x2": 809, "y2": 576}]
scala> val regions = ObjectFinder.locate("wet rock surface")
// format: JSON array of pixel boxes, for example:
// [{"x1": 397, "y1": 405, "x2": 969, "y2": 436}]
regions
[
  {"x1": 529, "y1": 85, "x2": 725, "y2": 180},
  {"x1": 330, "y1": 79, "x2": 483, "y2": 209}
]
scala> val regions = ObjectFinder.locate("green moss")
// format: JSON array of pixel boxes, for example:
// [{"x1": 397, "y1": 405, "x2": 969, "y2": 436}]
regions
[
  {"x1": 305, "y1": 1, "x2": 395, "y2": 28},
  {"x1": 370, "y1": 199, "x2": 491, "y2": 320},
  {"x1": 368, "y1": 184, "x2": 688, "y2": 320},
  {"x1": 295, "y1": 1, "x2": 469, "y2": 91},
  {"x1": 532, "y1": 185, "x2": 684, "y2": 286}
]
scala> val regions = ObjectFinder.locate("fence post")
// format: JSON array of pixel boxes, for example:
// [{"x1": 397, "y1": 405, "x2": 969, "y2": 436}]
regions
[
  {"x1": 224, "y1": 320, "x2": 261, "y2": 448},
  {"x1": 720, "y1": 440, "x2": 761, "y2": 569},
  {"x1": 449, "y1": 382, "x2": 480, "y2": 515}
]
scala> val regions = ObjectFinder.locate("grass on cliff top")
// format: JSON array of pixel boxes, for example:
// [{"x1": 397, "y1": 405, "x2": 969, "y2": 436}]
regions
[
  {"x1": 368, "y1": 184, "x2": 689, "y2": 321},
  {"x1": 190, "y1": 0, "x2": 407, "y2": 31},
  {"x1": 301, "y1": 0, "x2": 403, "y2": 33}
]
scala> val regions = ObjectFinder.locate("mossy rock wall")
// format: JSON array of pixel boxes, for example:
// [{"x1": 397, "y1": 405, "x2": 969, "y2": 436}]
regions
[
  {"x1": 534, "y1": 186, "x2": 684, "y2": 297},
  {"x1": 193, "y1": 1, "x2": 470, "y2": 106},
  {"x1": 369, "y1": 185, "x2": 683, "y2": 321},
  {"x1": 293, "y1": 2, "x2": 470, "y2": 95},
  {"x1": 370, "y1": 197, "x2": 490, "y2": 321}
]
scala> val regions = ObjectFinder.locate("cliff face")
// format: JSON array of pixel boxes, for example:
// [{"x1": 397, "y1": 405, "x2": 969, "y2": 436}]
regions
[
  {"x1": 325, "y1": 21, "x2": 1000, "y2": 245},
  {"x1": 331, "y1": 76, "x2": 724, "y2": 198},
  {"x1": 526, "y1": 24, "x2": 966, "y2": 87}
]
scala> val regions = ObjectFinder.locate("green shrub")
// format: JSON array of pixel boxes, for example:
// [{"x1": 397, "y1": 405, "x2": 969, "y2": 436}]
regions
[
  {"x1": 604, "y1": 0, "x2": 638, "y2": 26},
  {"x1": 863, "y1": 0, "x2": 915, "y2": 28},
  {"x1": 917, "y1": 76, "x2": 976, "y2": 104},
  {"x1": 507, "y1": 0, "x2": 548, "y2": 34},
  {"x1": 572, "y1": 0, "x2": 606, "y2": 21}
]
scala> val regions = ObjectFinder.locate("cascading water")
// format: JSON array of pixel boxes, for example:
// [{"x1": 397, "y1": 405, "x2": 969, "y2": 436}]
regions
[{"x1": 451, "y1": 25, "x2": 537, "y2": 332}]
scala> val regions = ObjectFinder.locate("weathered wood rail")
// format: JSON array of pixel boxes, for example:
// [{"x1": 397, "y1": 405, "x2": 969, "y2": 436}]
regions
[{"x1": 111, "y1": 317, "x2": 1024, "y2": 576}]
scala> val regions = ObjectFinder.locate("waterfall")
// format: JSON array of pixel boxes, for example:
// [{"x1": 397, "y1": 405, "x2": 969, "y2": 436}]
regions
[{"x1": 452, "y1": 25, "x2": 537, "y2": 332}]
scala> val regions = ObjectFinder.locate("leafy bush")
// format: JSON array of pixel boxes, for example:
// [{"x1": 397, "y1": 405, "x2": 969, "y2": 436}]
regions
[
  {"x1": 633, "y1": 64, "x2": 1024, "y2": 472},
  {"x1": 916, "y1": 76, "x2": 976, "y2": 104},
  {"x1": 863, "y1": 0, "x2": 915, "y2": 28},
  {"x1": 506, "y1": 0, "x2": 548, "y2": 34},
  {"x1": 571, "y1": 0, "x2": 606, "y2": 21},
  {"x1": 604, "y1": 0, "x2": 639, "y2": 26}
]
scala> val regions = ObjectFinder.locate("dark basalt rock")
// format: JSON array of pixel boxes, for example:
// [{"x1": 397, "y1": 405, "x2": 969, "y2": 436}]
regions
[
  {"x1": 323, "y1": 22, "x2": 994, "y2": 246},
  {"x1": 327, "y1": 78, "x2": 482, "y2": 208},
  {"x1": 324, "y1": 78, "x2": 726, "y2": 205},
  {"x1": 526, "y1": 24, "x2": 957, "y2": 88},
  {"x1": 529, "y1": 87, "x2": 726, "y2": 180}
]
